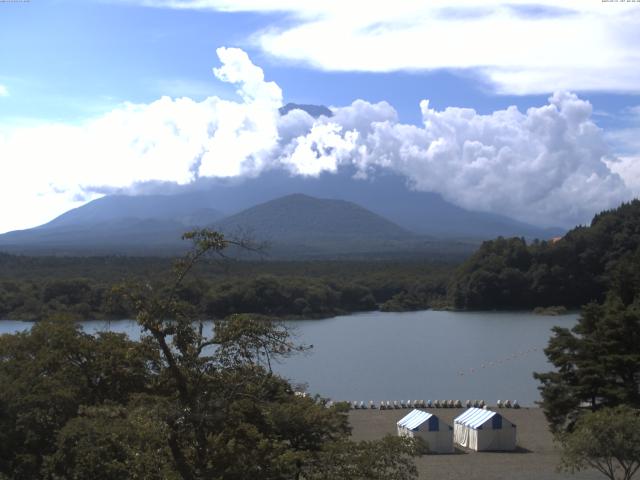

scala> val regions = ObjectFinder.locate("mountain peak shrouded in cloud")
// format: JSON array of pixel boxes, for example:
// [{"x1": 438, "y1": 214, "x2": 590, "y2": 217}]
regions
[
  {"x1": 279, "y1": 103, "x2": 333, "y2": 118},
  {"x1": 0, "y1": 47, "x2": 634, "y2": 234},
  {"x1": 0, "y1": 188, "x2": 562, "y2": 257}
]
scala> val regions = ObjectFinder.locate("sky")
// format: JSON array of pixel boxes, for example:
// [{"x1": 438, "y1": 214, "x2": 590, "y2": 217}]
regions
[{"x1": 1, "y1": 0, "x2": 640, "y2": 233}]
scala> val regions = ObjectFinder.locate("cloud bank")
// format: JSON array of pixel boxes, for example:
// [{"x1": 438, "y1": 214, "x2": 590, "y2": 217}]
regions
[
  {"x1": 132, "y1": 0, "x2": 640, "y2": 94},
  {"x1": 0, "y1": 47, "x2": 634, "y2": 233},
  {"x1": 281, "y1": 93, "x2": 631, "y2": 227}
]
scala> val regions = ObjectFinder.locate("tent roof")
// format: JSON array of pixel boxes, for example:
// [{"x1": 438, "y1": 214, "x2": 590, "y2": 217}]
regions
[
  {"x1": 397, "y1": 409, "x2": 434, "y2": 430},
  {"x1": 454, "y1": 408, "x2": 498, "y2": 429}
]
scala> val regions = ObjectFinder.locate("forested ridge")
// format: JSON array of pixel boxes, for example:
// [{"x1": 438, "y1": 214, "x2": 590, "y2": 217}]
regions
[{"x1": 449, "y1": 200, "x2": 640, "y2": 310}]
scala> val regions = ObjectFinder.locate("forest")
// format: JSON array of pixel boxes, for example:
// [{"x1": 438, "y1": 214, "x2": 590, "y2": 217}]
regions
[
  {"x1": 448, "y1": 200, "x2": 640, "y2": 310},
  {"x1": 0, "y1": 255, "x2": 452, "y2": 321}
]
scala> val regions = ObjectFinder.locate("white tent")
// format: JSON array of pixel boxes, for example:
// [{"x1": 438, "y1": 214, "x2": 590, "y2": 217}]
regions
[
  {"x1": 453, "y1": 407, "x2": 516, "y2": 451},
  {"x1": 397, "y1": 409, "x2": 454, "y2": 454}
]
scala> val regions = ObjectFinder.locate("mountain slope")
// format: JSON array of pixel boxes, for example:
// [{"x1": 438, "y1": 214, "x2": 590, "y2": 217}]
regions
[
  {"x1": 0, "y1": 193, "x2": 466, "y2": 259},
  {"x1": 42, "y1": 193, "x2": 224, "y2": 229},
  {"x1": 0, "y1": 170, "x2": 563, "y2": 256},
  {"x1": 44, "y1": 169, "x2": 557, "y2": 240},
  {"x1": 213, "y1": 194, "x2": 473, "y2": 259},
  {"x1": 0, "y1": 218, "x2": 197, "y2": 255},
  {"x1": 197, "y1": 169, "x2": 563, "y2": 239},
  {"x1": 0, "y1": 194, "x2": 224, "y2": 255},
  {"x1": 215, "y1": 193, "x2": 410, "y2": 243}
]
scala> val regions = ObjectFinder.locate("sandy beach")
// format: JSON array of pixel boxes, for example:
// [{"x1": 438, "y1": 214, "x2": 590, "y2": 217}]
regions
[{"x1": 349, "y1": 407, "x2": 602, "y2": 480}]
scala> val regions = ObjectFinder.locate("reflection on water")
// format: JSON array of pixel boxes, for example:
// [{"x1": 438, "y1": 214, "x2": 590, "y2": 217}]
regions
[{"x1": 0, "y1": 310, "x2": 578, "y2": 405}]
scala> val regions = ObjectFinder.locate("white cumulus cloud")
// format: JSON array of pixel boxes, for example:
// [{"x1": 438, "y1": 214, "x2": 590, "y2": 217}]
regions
[
  {"x1": 279, "y1": 92, "x2": 631, "y2": 227},
  {"x1": 0, "y1": 85, "x2": 8, "y2": 97},
  {"x1": 0, "y1": 47, "x2": 635, "y2": 233},
  {"x1": 0, "y1": 47, "x2": 283, "y2": 233},
  {"x1": 604, "y1": 106, "x2": 640, "y2": 193},
  {"x1": 607, "y1": 156, "x2": 640, "y2": 194},
  {"x1": 130, "y1": 0, "x2": 640, "y2": 95}
]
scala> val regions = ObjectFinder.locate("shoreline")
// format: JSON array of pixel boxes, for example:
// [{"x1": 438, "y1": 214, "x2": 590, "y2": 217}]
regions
[{"x1": 0, "y1": 307, "x2": 582, "y2": 324}]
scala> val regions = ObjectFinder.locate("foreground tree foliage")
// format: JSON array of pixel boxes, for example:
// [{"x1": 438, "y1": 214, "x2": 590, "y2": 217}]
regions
[
  {"x1": 0, "y1": 320, "x2": 154, "y2": 479},
  {"x1": 304, "y1": 436, "x2": 422, "y2": 480},
  {"x1": 0, "y1": 230, "x2": 421, "y2": 480},
  {"x1": 559, "y1": 406, "x2": 640, "y2": 480},
  {"x1": 44, "y1": 403, "x2": 177, "y2": 480},
  {"x1": 534, "y1": 297, "x2": 640, "y2": 433},
  {"x1": 531, "y1": 220, "x2": 640, "y2": 478},
  {"x1": 534, "y1": 248, "x2": 640, "y2": 434}
]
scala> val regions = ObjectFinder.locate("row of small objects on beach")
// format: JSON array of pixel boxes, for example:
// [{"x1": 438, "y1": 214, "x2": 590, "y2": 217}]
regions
[{"x1": 331, "y1": 399, "x2": 521, "y2": 410}]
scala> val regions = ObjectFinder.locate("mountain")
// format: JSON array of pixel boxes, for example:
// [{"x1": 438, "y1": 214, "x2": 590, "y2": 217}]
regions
[
  {"x1": 0, "y1": 191, "x2": 478, "y2": 259},
  {"x1": 278, "y1": 103, "x2": 333, "y2": 118},
  {"x1": 0, "y1": 218, "x2": 191, "y2": 255},
  {"x1": 213, "y1": 194, "x2": 476, "y2": 259},
  {"x1": 0, "y1": 194, "x2": 224, "y2": 255},
  {"x1": 175, "y1": 168, "x2": 561, "y2": 240},
  {"x1": 41, "y1": 192, "x2": 224, "y2": 229},
  {"x1": 0, "y1": 169, "x2": 563, "y2": 256},
  {"x1": 226, "y1": 169, "x2": 562, "y2": 240},
  {"x1": 215, "y1": 193, "x2": 409, "y2": 242}
]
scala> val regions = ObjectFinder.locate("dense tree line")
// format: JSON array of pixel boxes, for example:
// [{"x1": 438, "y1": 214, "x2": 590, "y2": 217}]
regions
[
  {"x1": 0, "y1": 231, "x2": 422, "y2": 480},
  {"x1": 0, "y1": 253, "x2": 454, "y2": 283},
  {"x1": 449, "y1": 200, "x2": 640, "y2": 310},
  {"x1": 0, "y1": 258, "x2": 452, "y2": 321}
]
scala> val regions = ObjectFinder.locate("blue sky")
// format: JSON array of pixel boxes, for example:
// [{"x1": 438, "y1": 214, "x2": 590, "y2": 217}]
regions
[{"x1": 1, "y1": 0, "x2": 639, "y2": 232}]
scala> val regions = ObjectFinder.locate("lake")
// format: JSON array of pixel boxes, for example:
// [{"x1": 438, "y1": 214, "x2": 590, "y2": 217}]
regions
[{"x1": 0, "y1": 310, "x2": 578, "y2": 405}]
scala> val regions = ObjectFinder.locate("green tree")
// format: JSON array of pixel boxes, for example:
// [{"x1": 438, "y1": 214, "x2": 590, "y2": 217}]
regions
[
  {"x1": 0, "y1": 230, "x2": 422, "y2": 479},
  {"x1": 42, "y1": 403, "x2": 178, "y2": 480},
  {"x1": 114, "y1": 229, "x2": 422, "y2": 480},
  {"x1": 559, "y1": 406, "x2": 640, "y2": 480},
  {"x1": 534, "y1": 297, "x2": 640, "y2": 433},
  {"x1": 304, "y1": 436, "x2": 422, "y2": 480},
  {"x1": 0, "y1": 318, "x2": 153, "y2": 479},
  {"x1": 449, "y1": 200, "x2": 640, "y2": 311}
]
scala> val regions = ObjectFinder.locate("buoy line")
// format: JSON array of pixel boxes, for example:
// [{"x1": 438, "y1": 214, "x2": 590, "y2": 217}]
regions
[{"x1": 456, "y1": 346, "x2": 541, "y2": 377}]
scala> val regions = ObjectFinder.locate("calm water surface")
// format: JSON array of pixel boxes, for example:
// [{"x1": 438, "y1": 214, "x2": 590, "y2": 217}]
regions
[{"x1": 0, "y1": 310, "x2": 578, "y2": 405}]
